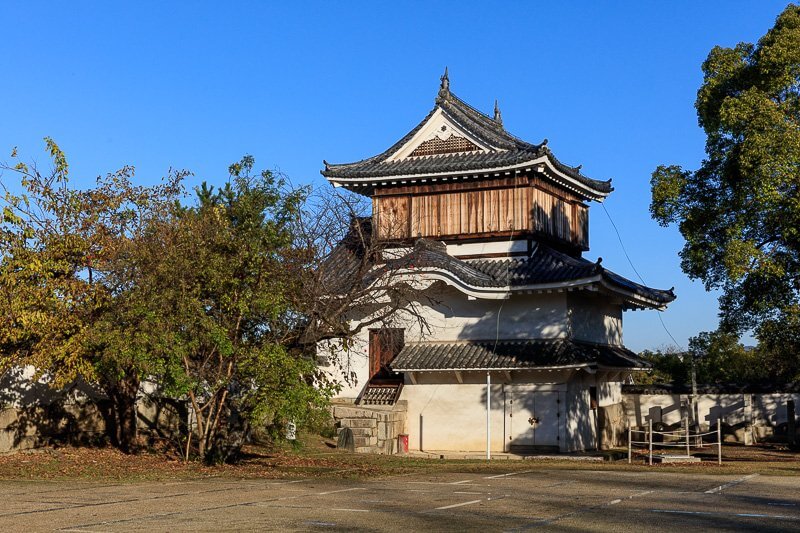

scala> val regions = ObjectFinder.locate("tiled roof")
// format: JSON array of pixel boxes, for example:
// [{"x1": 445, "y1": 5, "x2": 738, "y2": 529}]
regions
[
  {"x1": 390, "y1": 339, "x2": 649, "y2": 371},
  {"x1": 321, "y1": 85, "x2": 612, "y2": 197},
  {"x1": 378, "y1": 239, "x2": 676, "y2": 306},
  {"x1": 320, "y1": 226, "x2": 675, "y2": 308},
  {"x1": 466, "y1": 246, "x2": 599, "y2": 287},
  {"x1": 318, "y1": 217, "x2": 373, "y2": 294}
]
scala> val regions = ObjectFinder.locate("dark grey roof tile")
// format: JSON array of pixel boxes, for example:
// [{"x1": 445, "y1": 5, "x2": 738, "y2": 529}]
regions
[
  {"x1": 321, "y1": 90, "x2": 612, "y2": 195},
  {"x1": 323, "y1": 229, "x2": 675, "y2": 306},
  {"x1": 391, "y1": 339, "x2": 649, "y2": 371}
]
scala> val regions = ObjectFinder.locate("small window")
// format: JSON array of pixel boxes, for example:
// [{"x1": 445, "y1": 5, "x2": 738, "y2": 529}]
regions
[{"x1": 589, "y1": 386, "x2": 598, "y2": 410}]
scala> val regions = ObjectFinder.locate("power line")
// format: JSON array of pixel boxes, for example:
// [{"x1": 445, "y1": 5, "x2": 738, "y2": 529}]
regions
[{"x1": 601, "y1": 202, "x2": 684, "y2": 351}]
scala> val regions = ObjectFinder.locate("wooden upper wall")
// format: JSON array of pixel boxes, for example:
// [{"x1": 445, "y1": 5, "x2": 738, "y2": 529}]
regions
[{"x1": 372, "y1": 174, "x2": 589, "y2": 250}]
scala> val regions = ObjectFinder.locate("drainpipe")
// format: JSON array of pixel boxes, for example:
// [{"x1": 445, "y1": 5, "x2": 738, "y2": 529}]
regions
[{"x1": 487, "y1": 371, "x2": 491, "y2": 460}]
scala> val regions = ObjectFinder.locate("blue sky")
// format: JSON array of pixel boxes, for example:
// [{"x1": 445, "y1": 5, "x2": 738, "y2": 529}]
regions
[{"x1": 1, "y1": 2, "x2": 792, "y2": 351}]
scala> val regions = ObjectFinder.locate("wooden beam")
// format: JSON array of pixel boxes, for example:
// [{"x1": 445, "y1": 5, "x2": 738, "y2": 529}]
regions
[{"x1": 455, "y1": 371, "x2": 463, "y2": 384}]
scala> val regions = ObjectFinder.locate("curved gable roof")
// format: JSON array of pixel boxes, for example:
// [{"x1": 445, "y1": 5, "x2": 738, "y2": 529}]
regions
[
  {"x1": 321, "y1": 75, "x2": 613, "y2": 201},
  {"x1": 378, "y1": 239, "x2": 676, "y2": 309}
]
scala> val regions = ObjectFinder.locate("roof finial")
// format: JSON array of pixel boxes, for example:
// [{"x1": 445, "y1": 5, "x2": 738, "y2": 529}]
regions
[
  {"x1": 438, "y1": 67, "x2": 450, "y2": 99},
  {"x1": 493, "y1": 99, "x2": 503, "y2": 127}
]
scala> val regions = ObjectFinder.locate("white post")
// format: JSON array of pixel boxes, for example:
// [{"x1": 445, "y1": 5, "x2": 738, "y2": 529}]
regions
[
  {"x1": 648, "y1": 419, "x2": 653, "y2": 466},
  {"x1": 717, "y1": 417, "x2": 722, "y2": 465},
  {"x1": 486, "y1": 372, "x2": 491, "y2": 460},
  {"x1": 628, "y1": 424, "x2": 632, "y2": 464},
  {"x1": 685, "y1": 415, "x2": 690, "y2": 457}
]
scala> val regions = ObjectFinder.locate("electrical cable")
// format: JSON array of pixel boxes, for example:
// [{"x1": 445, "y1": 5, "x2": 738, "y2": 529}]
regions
[{"x1": 601, "y1": 202, "x2": 684, "y2": 350}]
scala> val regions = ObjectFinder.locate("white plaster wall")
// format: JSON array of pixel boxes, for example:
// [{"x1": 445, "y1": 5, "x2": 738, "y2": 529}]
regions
[
  {"x1": 753, "y1": 393, "x2": 800, "y2": 426},
  {"x1": 447, "y1": 240, "x2": 528, "y2": 257},
  {"x1": 0, "y1": 366, "x2": 102, "y2": 408},
  {"x1": 623, "y1": 393, "x2": 800, "y2": 430},
  {"x1": 624, "y1": 394, "x2": 690, "y2": 427},
  {"x1": 400, "y1": 370, "x2": 577, "y2": 452},
  {"x1": 565, "y1": 371, "x2": 597, "y2": 451},
  {"x1": 401, "y1": 383, "x2": 507, "y2": 452},
  {"x1": 323, "y1": 282, "x2": 570, "y2": 400},
  {"x1": 568, "y1": 293, "x2": 623, "y2": 346},
  {"x1": 404, "y1": 283, "x2": 568, "y2": 342},
  {"x1": 598, "y1": 377, "x2": 623, "y2": 407},
  {"x1": 318, "y1": 336, "x2": 370, "y2": 400}
]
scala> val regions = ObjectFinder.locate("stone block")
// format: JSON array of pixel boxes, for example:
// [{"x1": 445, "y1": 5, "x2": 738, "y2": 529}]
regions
[
  {"x1": 354, "y1": 446, "x2": 375, "y2": 454},
  {"x1": 377, "y1": 423, "x2": 396, "y2": 441},
  {"x1": 0, "y1": 409, "x2": 19, "y2": 429},
  {"x1": 333, "y1": 406, "x2": 362, "y2": 419},
  {"x1": 340, "y1": 418, "x2": 377, "y2": 429},
  {"x1": 336, "y1": 407, "x2": 378, "y2": 419},
  {"x1": 387, "y1": 439, "x2": 397, "y2": 455},
  {"x1": 353, "y1": 436, "x2": 377, "y2": 447}
]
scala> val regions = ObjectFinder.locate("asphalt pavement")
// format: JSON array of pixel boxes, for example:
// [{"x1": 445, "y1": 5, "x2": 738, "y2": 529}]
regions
[{"x1": 1, "y1": 468, "x2": 799, "y2": 531}]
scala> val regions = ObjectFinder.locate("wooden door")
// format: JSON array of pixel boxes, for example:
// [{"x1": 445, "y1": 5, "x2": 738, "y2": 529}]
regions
[{"x1": 368, "y1": 329, "x2": 404, "y2": 379}]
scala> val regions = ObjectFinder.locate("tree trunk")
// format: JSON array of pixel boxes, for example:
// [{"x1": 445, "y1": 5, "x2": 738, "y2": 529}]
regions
[{"x1": 104, "y1": 373, "x2": 140, "y2": 454}]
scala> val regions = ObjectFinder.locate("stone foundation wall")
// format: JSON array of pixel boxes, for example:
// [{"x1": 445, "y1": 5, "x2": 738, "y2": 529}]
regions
[
  {"x1": 597, "y1": 402, "x2": 626, "y2": 450},
  {"x1": 331, "y1": 401, "x2": 407, "y2": 454},
  {"x1": 0, "y1": 397, "x2": 185, "y2": 454}
]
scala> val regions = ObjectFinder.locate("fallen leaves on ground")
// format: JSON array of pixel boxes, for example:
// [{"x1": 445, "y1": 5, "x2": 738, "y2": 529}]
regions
[{"x1": 0, "y1": 438, "x2": 798, "y2": 482}]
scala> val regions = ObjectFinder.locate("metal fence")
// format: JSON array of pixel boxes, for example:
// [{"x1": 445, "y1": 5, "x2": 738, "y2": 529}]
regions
[{"x1": 628, "y1": 417, "x2": 722, "y2": 465}]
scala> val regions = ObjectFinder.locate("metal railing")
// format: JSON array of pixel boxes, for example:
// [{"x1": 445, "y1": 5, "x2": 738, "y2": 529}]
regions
[{"x1": 628, "y1": 417, "x2": 722, "y2": 465}]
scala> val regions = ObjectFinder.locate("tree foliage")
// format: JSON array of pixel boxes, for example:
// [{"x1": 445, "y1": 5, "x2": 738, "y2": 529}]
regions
[
  {"x1": 650, "y1": 5, "x2": 800, "y2": 380},
  {"x1": 1, "y1": 145, "x2": 343, "y2": 459},
  {"x1": 2, "y1": 141, "x2": 429, "y2": 461},
  {"x1": 134, "y1": 157, "x2": 338, "y2": 461},
  {"x1": 639, "y1": 332, "x2": 768, "y2": 386},
  {"x1": 0, "y1": 139, "x2": 184, "y2": 451}
]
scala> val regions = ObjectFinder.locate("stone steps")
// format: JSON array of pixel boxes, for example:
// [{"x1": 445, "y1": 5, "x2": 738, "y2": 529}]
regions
[{"x1": 331, "y1": 401, "x2": 407, "y2": 455}]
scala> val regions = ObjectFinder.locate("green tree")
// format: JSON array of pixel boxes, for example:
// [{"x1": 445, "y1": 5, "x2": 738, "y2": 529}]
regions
[
  {"x1": 688, "y1": 331, "x2": 768, "y2": 384},
  {"x1": 638, "y1": 333, "x2": 768, "y2": 385},
  {"x1": 637, "y1": 346, "x2": 690, "y2": 385},
  {"x1": 651, "y1": 5, "x2": 800, "y2": 380},
  {"x1": 0, "y1": 139, "x2": 184, "y2": 452},
  {"x1": 134, "y1": 157, "x2": 337, "y2": 462}
]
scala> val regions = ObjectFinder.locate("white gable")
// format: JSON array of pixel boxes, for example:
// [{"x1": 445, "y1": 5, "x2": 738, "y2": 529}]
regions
[{"x1": 388, "y1": 108, "x2": 497, "y2": 161}]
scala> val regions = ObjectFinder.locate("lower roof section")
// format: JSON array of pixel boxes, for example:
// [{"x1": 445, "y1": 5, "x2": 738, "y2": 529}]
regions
[{"x1": 390, "y1": 339, "x2": 649, "y2": 372}]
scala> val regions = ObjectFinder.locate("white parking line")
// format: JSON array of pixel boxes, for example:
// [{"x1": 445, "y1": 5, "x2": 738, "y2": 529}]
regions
[
  {"x1": 331, "y1": 508, "x2": 369, "y2": 512},
  {"x1": 484, "y1": 470, "x2": 533, "y2": 479},
  {"x1": 436, "y1": 499, "x2": 482, "y2": 510},
  {"x1": 450, "y1": 480, "x2": 473, "y2": 485},
  {"x1": 704, "y1": 474, "x2": 759, "y2": 494},
  {"x1": 651, "y1": 509, "x2": 796, "y2": 520},
  {"x1": 317, "y1": 488, "x2": 366, "y2": 496}
]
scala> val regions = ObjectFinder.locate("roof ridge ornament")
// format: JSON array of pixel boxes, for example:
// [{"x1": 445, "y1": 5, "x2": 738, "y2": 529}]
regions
[
  {"x1": 594, "y1": 256, "x2": 603, "y2": 274},
  {"x1": 438, "y1": 66, "x2": 450, "y2": 101},
  {"x1": 493, "y1": 99, "x2": 503, "y2": 128}
]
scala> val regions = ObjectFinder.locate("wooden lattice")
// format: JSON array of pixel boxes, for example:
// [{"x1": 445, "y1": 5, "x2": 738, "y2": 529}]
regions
[{"x1": 409, "y1": 134, "x2": 480, "y2": 157}]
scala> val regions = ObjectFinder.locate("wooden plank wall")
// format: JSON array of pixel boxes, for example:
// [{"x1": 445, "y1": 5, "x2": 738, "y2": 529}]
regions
[{"x1": 374, "y1": 179, "x2": 589, "y2": 248}]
